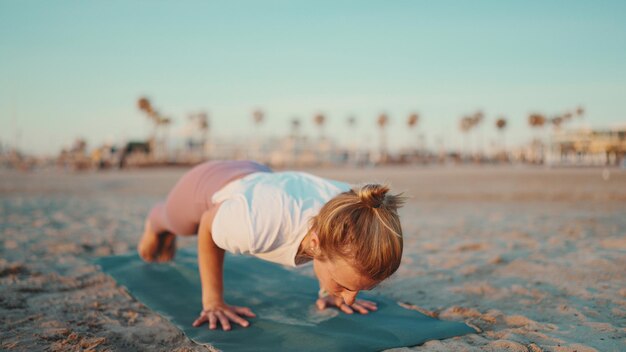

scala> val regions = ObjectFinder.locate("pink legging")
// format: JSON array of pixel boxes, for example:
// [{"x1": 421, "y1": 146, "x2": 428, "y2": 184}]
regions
[{"x1": 147, "y1": 160, "x2": 272, "y2": 235}]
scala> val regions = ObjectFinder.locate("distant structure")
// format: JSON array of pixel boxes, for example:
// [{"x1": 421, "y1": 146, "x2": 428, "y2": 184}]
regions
[
  {"x1": 377, "y1": 113, "x2": 390, "y2": 163},
  {"x1": 185, "y1": 111, "x2": 210, "y2": 163},
  {"x1": 11, "y1": 99, "x2": 616, "y2": 171},
  {"x1": 137, "y1": 96, "x2": 173, "y2": 163},
  {"x1": 548, "y1": 127, "x2": 626, "y2": 166}
]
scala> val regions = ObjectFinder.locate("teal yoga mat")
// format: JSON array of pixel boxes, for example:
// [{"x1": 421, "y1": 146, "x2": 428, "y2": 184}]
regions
[{"x1": 96, "y1": 248, "x2": 475, "y2": 351}]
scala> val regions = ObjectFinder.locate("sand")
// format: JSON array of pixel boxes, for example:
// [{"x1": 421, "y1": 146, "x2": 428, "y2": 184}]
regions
[{"x1": 1, "y1": 165, "x2": 625, "y2": 351}]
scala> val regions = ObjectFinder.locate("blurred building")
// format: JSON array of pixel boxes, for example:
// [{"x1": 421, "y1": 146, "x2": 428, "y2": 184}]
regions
[
  {"x1": 548, "y1": 127, "x2": 626, "y2": 166},
  {"x1": 209, "y1": 134, "x2": 349, "y2": 168}
]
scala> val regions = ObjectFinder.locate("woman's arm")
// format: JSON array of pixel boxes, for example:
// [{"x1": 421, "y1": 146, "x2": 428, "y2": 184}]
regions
[
  {"x1": 197, "y1": 205, "x2": 225, "y2": 305},
  {"x1": 193, "y1": 205, "x2": 256, "y2": 330}
]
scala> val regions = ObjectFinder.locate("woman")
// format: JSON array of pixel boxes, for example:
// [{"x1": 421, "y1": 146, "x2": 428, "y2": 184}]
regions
[{"x1": 138, "y1": 160, "x2": 405, "y2": 330}]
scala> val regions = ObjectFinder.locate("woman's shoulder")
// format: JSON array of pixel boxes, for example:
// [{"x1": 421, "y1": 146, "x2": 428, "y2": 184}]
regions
[
  {"x1": 263, "y1": 171, "x2": 351, "y2": 196},
  {"x1": 269, "y1": 171, "x2": 349, "y2": 187},
  {"x1": 213, "y1": 171, "x2": 350, "y2": 203}
]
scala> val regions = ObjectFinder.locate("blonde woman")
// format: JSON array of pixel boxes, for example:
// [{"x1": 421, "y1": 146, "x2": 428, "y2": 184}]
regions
[{"x1": 138, "y1": 160, "x2": 405, "y2": 331}]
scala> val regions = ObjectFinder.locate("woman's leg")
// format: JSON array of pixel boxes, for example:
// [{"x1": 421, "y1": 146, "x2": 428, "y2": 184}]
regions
[
  {"x1": 138, "y1": 217, "x2": 177, "y2": 263},
  {"x1": 138, "y1": 160, "x2": 272, "y2": 262},
  {"x1": 138, "y1": 163, "x2": 214, "y2": 262},
  {"x1": 138, "y1": 202, "x2": 177, "y2": 262},
  {"x1": 147, "y1": 202, "x2": 169, "y2": 235}
]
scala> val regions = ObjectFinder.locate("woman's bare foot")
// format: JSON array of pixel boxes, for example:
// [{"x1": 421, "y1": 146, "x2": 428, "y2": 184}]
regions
[
  {"x1": 138, "y1": 220, "x2": 177, "y2": 263},
  {"x1": 156, "y1": 231, "x2": 176, "y2": 262}
]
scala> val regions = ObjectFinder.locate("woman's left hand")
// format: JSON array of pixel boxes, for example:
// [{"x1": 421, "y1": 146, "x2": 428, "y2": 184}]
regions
[{"x1": 316, "y1": 295, "x2": 378, "y2": 314}]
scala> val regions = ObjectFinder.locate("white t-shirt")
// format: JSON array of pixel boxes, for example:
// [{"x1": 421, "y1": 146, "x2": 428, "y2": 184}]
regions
[{"x1": 211, "y1": 171, "x2": 351, "y2": 267}]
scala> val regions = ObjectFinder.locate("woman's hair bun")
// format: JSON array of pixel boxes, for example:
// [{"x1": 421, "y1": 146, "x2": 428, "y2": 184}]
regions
[{"x1": 356, "y1": 184, "x2": 391, "y2": 209}]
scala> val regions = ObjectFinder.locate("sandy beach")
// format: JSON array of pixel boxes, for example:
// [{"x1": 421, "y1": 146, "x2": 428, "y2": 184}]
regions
[{"x1": 1, "y1": 165, "x2": 625, "y2": 351}]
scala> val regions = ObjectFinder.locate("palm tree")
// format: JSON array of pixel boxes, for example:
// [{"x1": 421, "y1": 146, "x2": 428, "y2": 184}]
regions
[
  {"x1": 291, "y1": 117, "x2": 301, "y2": 137},
  {"x1": 197, "y1": 112, "x2": 209, "y2": 158},
  {"x1": 549, "y1": 115, "x2": 565, "y2": 162},
  {"x1": 347, "y1": 116, "x2": 356, "y2": 127},
  {"x1": 137, "y1": 96, "x2": 169, "y2": 159},
  {"x1": 528, "y1": 113, "x2": 546, "y2": 128},
  {"x1": 407, "y1": 113, "x2": 419, "y2": 128},
  {"x1": 253, "y1": 109, "x2": 264, "y2": 126},
  {"x1": 137, "y1": 96, "x2": 156, "y2": 138},
  {"x1": 160, "y1": 116, "x2": 174, "y2": 159},
  {"x1": 346, "y1": 115, "x2": 357, "y2": 163},
  {"x1": 575, "y1": 106, "x2": 585, "y2": 117},
  {"x1": 252, "y1": 109, "x2": 264, "y2": 139},
  {"x1": 289, "y1": 117, "x2": 302, "y2": 166},
  {"x1": 459, "y1": 116, "x2": 473, "y2": 160},
  {"x1": 291, "y1": 118, "x2": 301, "y2": 131},
  {"x1": 495, "y1": 117, "x2": 507, "y2": 130},
  {"x1": 347, "y1": 115, "x2": 357, "y2": 144},
  {"x1": 495, "y1": 117, "x2": 507, "y2": 158},
  {"x1": 471, "y1": 110, "x2": 484, "y2": 159},
  {"x1": 550, "y1": 116, "x2": 564, "y2": 129},
  {"x1": 312, "y1": 113, "x2": 328, "y2": 165},
  {"x1": 549, "y1": 115, "x2": 569, "y2": 164},
  {"x1": 407, "y1": 112, "x2": 419, "y2": 152},
  {"x1": 188, "y1": 112, "x2": 209, "y2": 159},
  {"x1": 137, "y1": 97, "x2": 152, "y2": 115},
  {"x1": 528, "y1": 113, "x2": 547, "y2": 163},
  {"x1": 575, "y1": 106, "x2": 585, "y2": 129},
  {"x1": 251, "y1": 109, "x2": 264, "y2": 160},
  {"x1": 377, "y1": 113, "x2": 389, "y2": 163},
  {"x1": 314, "y1": 113, "x2": 326, "y2": 140}
]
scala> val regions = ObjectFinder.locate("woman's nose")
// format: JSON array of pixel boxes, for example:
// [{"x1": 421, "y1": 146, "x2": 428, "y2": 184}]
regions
[{"x1": 342, "y1": 291, "x2": 358, "y2": 305}]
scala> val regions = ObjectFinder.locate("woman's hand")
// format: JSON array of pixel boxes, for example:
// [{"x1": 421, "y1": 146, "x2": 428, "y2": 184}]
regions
[
  {"x1": 316, "y1": 295, "x2": 378, "y2": 315},
  {"x1": 192, "y1": 301, "x2": 256, "y2": 330}
]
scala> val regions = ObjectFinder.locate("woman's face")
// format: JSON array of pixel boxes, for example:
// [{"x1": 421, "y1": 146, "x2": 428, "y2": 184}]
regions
[{"x1": 313, "y1": 256, "x2": 378, "y2": 305}]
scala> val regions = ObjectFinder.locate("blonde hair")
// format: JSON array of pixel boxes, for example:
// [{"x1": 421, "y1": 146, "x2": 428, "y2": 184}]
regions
[{"x1": 310, "y1": 184, "x2": 406, "y2": 281}]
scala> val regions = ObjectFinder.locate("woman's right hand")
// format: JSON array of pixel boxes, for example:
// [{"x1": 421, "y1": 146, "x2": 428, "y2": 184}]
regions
[
  {"x1": 316, "y1": 294, "x2": 378, "y2": 314},
  {"x1": 192, "y1": 301, "x2": 256, "y2": 331}
]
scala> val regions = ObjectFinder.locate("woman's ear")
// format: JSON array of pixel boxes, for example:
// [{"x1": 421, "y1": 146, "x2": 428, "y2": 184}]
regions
[{"x1": 309, "y1": 232, "x2": 321, "y2": 257}]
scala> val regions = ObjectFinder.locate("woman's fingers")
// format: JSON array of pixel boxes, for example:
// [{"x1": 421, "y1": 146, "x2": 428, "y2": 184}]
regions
[
  {"x1": 351, "y1": 302, "x2": 369, "y2": 314},
  {"x1": 314, "y1": 296, "x2": 378, "y2": 315},
  {"x1": 208, "y1": 313, "x2": 217, "y2": 330},
  {"x1": 357, "y1": 300, "x2": 378, "y2": 311},
  {"x1": 316, "y1": 298, "x2": 327, "y2": 310},
  {"x1": 195, "y1": 306, "x2": 256, "y2": 330},
  {"x1": 333, "y1": 296, "x2": 345, "y2": 307},
  {"x1": 192, "y1": 313, "x2": 208, "y2": 327},
  {"x1": 356, "y1": 299, "x2": 376, "y2": 307},
  {"x1": 340, "y1": 303, "x2": 354, "y2": 314},
  {"x1": 224, "y1": 310, "x2": 250, "y2": 327},
  {"x1": 215, "y1": 311, "x2": 231, "y2": 331},
  {"x1": 233, "y1": 306, "x2": 256, "y2": 318}
]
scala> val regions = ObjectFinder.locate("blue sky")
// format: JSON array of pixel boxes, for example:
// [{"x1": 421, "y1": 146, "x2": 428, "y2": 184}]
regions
[{"x1": 1, "y1": 0, "x2": 625, "y2": 155}]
